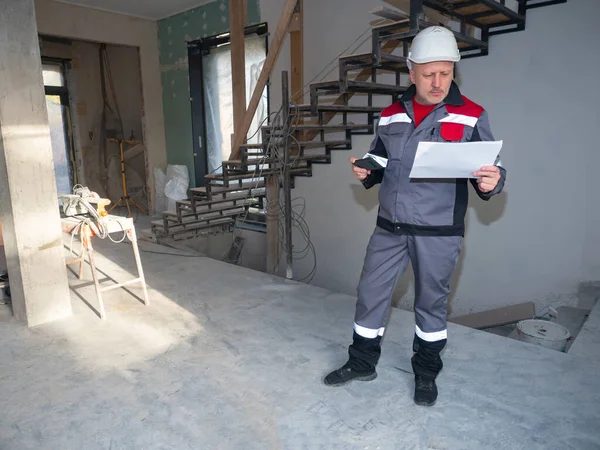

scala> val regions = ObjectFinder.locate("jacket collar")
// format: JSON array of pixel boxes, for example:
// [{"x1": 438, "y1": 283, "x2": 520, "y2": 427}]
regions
[{"x1": 399, "y1": 80, "x2": 464, "y2": 107}]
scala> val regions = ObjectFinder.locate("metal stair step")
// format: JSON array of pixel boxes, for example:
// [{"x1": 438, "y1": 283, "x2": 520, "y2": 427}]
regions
[
  {"x1": 373, "y1": 17, "x2": 489, "y2": 58},
  {"x1": 205, "y1": 167, "x2": 312, "y2": 184},
  {"x1": 423, "y1": 0, "x2": 525, "y2": 34},
  {"x1": 264, "y1": 123, "x2": 372, "y2": 132},
  {"x1": 169, "y1": 199, "x2": 261, "y2": 215},
  {"x1": 151, "y1": 216, "x2": 237, "y2": 233},
  {"x1": 311, "y1": 80, "x2": 407, "y2": 99},
  {"x1": 190, "y1": 181, "x2": 266, "y2": 198},
  {"x1": 346, "y1": 79, "x2": 408, "y2": 94},
  {"x1": 224, "y1": 152, "x2": 333, "y2": 167},
  {"x1": 290, "y1": 104, "x2": 384, "y2": 114},
  {"x1": 239, "y1": 139, "x2": 351, "y2": 154},
  {"x1": 177, "y1": 192, "x2": 263, "y2": 210},
  {"x1": 165, "y1": 200, "x2": 261, "y2": 222},
  {"x1": 339, "y1": 51, "x2": 408, "y2": 72},
  {"x1": 223, "y1": 158, "x2": 272, "y2": 167}
]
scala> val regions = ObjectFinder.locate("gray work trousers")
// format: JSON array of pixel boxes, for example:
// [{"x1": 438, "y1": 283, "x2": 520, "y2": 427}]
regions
[{"x1": 353, "y1": 227, "x2": 462, "y2": 342}]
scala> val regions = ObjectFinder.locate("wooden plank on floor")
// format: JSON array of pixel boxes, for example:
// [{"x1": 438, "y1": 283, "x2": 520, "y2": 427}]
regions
[{"x1": 449, "y1": 301, "x2": 536, "y2": 329}]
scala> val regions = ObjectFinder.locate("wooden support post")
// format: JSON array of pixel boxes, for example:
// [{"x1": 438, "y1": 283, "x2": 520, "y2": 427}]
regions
[
  {"x1": 230, "y1": 0, "x2": 247, "y2": 149},
  {"x1": 289, "y1": 0, "x2": 303, "y2": 144},
  {"x1": 290, "y1": 0, "x2": 303, "y2": 104},
  {"x1": 230, "y1": 0, "x2": 298, "y2": 160},
  {"x1": 266, "y1": 175, "x2": 280, "y2": 274}
]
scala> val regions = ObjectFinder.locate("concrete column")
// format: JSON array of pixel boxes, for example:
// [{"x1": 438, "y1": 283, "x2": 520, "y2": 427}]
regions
[{"x1": 0, "y1": 0, "x2": 72, "y2": 326}]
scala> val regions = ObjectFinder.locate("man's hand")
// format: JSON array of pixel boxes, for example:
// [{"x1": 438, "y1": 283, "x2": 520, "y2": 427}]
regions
[
  {"x1": 349, "y1": 157, "x2": 370, "y2": 181},
  {"x1": 473, "y1": 165, "x2": 501, "y2": 193}
]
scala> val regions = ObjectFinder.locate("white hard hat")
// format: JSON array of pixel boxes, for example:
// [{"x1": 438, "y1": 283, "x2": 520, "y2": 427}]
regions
[{"x1": 407, "y1": 26, "x2": 460, "y2": 69}]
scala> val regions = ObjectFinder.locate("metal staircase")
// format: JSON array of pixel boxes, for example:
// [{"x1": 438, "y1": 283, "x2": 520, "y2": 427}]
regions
[{"x1": 150, "y1": 0, "x2": 565, "y2": 241}]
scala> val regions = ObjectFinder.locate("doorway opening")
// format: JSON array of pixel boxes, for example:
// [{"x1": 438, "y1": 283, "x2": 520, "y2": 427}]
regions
[{"x1": 39, "y1": 35, "x2": 148, "y2": 219}]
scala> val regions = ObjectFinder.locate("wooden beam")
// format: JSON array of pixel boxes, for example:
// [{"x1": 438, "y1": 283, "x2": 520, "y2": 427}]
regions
[
  {"x1": 289, "y1": 0, "x2": 303, "y2": 142},
  {"x1": 230, "y1": 0, "x2": 246, "y2": 146},
  {"x1": 290, "y1": 0, "x2": 303, "y2": 104},
  {"x1": 230, "y1": 0, "x2": 298, "y2": 160}
]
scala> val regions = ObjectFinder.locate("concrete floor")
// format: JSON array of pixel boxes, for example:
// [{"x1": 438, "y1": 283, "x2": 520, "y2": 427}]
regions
[{"x1": 1, "y1": 229, "x2": 599, "y2": 450}]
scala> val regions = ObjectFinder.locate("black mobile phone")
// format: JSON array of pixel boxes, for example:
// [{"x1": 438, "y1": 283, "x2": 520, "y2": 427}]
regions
[{"x1": 352, "y1": 158, "x2": 383, "y2": 171}]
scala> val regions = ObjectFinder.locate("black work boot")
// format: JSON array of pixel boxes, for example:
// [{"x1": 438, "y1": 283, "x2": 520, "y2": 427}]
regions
[
  {"x1": 411, "y1": 335, "x2": 446, "y2": 406},
  {"x1": 324, "y1": 332, "x2": 381, "y2": 387},
  {"x1": 414, "y1": 375, "x2": 438, "y2": 406}
]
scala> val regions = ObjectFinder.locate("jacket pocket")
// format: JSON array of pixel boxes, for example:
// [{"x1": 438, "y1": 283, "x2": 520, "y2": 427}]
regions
[{"x1": 440, "y1": 122, "x2": 465, "y2": 141}]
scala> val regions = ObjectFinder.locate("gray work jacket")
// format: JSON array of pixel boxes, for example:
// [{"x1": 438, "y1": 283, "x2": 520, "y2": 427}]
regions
[{"x1": 362, "y1": 82, "x2": 506, "y2": 236}]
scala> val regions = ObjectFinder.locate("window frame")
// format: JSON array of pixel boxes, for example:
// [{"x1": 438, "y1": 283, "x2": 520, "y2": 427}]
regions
[{"x1": 187, "y1": 22, "x2": 270, "y2": 187}]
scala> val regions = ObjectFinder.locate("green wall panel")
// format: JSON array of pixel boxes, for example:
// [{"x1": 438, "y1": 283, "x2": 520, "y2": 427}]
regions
[{"x1": 158, "y1": 0, "x2": 261, "y2": 186}]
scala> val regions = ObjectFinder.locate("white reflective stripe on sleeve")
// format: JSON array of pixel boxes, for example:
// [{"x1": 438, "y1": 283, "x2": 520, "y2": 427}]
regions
[
  {"x1": 354, "y1": 323, "x2": 385, "y2": 339},
  {"x1": 378, "y1": 113, "x2": 412, "y2": 126},
  {"x1": 438, "y1": 113, "x2": 478, "y2": 127},
  {"x1": 415, "y1": 325, "x2": 447, "y2": 342}
]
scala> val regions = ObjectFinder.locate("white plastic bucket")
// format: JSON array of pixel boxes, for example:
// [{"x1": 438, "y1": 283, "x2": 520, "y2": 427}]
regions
[{"x1": 516, "y1": 319, "x2": 570, "y2": 352}]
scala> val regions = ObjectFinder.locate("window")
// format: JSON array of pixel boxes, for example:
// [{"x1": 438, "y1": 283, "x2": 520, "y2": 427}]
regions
[
  {"x1": 42, "y1": 59, "x2": 75, "y2": 195},
  {"x1": 188, "y1": 23, "x2": 269, "y2": 187},
  {"x1": 42, "y1": 63, "x2": 65, "y2": 87}
]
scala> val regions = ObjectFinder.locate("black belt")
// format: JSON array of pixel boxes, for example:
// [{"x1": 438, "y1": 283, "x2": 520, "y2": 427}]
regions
[{"x1": 376, "y1": 216, "x2": 464, "y2": 237}]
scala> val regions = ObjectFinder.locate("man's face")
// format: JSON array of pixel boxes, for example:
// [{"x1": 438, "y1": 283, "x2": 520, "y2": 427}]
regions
[{"x1": 409, "y1": 61, "x2": 455, "y2": 105}]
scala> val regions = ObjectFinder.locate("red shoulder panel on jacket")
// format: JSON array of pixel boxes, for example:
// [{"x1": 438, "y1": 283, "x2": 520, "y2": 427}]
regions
[
  {"x1": 446, "y1": 96, "x2": 484, "y2": 118},
  {"x1": 380, "y1": 102, "x2": 406, "y2": 118}
]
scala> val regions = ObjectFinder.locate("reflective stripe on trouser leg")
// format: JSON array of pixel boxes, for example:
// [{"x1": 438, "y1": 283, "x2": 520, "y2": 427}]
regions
[
  {"x1": 353, "y1": 228, "x2": 410, "y2": 339},
  {"x1": 409, "y1": 235, "x2": 462, "y2": 341}
]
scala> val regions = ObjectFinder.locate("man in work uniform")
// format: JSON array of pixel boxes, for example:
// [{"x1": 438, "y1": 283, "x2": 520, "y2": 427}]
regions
[{"x1": 324, "y1": 26, "x2": 506, "y2": 406}]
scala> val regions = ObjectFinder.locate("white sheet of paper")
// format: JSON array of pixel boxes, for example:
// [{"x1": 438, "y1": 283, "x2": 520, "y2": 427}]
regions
[{"x1": 409, "y1": 140, "x2": 503, "y2": 179}]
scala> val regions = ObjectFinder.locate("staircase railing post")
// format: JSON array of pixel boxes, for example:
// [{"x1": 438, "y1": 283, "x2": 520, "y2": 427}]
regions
[
  {"x1": 282, "y1": 71, "x2": 294, "y2": 280},
  {"x1": 409, "y1": 0, "x2": 423, "y2": 31}
]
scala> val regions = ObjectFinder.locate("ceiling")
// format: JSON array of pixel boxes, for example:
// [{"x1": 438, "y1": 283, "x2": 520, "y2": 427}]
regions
[{"x1": 53, "y1": 0, "x2": 216, "y2": 20}]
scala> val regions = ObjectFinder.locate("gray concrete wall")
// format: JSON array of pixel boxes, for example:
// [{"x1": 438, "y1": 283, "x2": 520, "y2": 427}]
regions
[
  {"x1": 185, "y1": 229, "x2": 267, "y2": 274},
  {"x1": 259, "y1": 0, "x2": 600, "y2": 316},
  {"x1": 0, "y1": 0, "x2": 71, "y2": 326}
]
